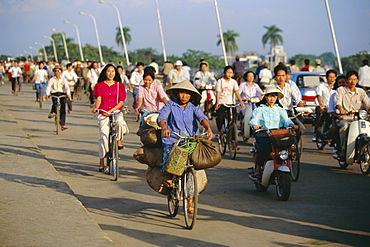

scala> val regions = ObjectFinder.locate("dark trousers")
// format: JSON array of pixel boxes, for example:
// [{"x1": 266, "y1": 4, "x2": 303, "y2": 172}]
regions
[
  {"x1": 51, "y1": 92, "x2": 67, "y2": 126},
  {"x1": 255, "y1": 131, "x2": 272, "y2": 167},
  {"x1": 11, "y1": 77, "x2": 20, "y2": 91},
  {"x1": 216, "y1": 105, "x2": 236, "y2": 132},
  {"x1": 89, "y1": 84, "x2": 94, "y2": 105}
]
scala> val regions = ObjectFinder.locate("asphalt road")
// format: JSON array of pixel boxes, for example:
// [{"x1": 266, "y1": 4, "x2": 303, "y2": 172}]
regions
[{"x1": 1, "y1": 82, "x2": 369, "y2": 247}]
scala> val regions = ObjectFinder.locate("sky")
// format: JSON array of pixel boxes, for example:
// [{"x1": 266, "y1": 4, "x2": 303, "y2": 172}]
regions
[{"x1": 0, "y1": 0, "x2": 369, "y2": 61}]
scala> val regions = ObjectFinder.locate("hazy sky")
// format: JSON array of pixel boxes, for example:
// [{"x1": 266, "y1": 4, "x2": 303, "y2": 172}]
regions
[{"x1": 1, "y1": 0, "x2": 369, "y2": 60}]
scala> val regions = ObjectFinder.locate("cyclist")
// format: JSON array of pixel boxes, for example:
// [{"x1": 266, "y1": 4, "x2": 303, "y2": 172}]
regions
[
  {"x1": 129, "y1": 62, "x2": 144, "y2": 109},
  {"x1": 33, "y1": 62, "x2": 48, "y2": 102},
  {"x1": 239, "y1": 71, "x2": 263, "y2": 107},
  {"x1": 249, "y1": 86, "x2": 298, "y2": 180},
  {"x1": 45, "y1": 66, "x2": 71, "y2": 130},
  {"x1": 214, "y1": 66, "x2": 245, "y2": 138},
  {"x1": 86, "y1": 61, "x2": 100, "y2": 108},
  {"x1": 91, "y1": 64, "x2": 127, "y2": 172},
  {"x1": 158, "y1": 80, "x2": 213, "y2": 214},
  {"x1": 134, "y1": 67, "x2": 168, "y2": 131}
]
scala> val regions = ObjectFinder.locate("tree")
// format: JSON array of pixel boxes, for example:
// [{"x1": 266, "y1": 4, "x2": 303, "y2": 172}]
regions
[
  {"x1": 341, "y1": 51, "x2": 370, "y2": 74},
  {"x1": 115, "y1": 26, "x2": 131, "y2": 48},
  {"x1": 217, "y1": 29, "x2": 239, "y2": 57},
  {"x1": 262, "y1": 25, "x2": 283, "y2": 50}
]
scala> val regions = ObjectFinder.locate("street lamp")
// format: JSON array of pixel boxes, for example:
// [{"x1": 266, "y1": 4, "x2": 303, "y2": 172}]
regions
[
  {"x1": 213, "y1": 0, "x2": 228, "y2": 66},
  {"x1": 99, "y1": 0, "x2": 129, "y2": 65},
  {"x1": 52, "y1": 28, "x2": 69, "y2": 60},
  {"x1": 324, "y1": 0, "x2": 343, "y2": 74},
  {"x1": 24, "y1": 51, "x2": 33, "y2": 61},
  {"x1": 155, "y1": 0, "x2": 167, "y2": 62},
  {"x1": 34, "y1": 42, "x2": 48, "y2": 61},
  {"x1": 79, "y1": 11, "x2": 103, "y2": 63},
  {"x1": 29, "y1": 46, "x2": 41, "y2": 60},
  {"x1": 64, "y1": 20, "x2": 84, "y2": 61},
  {"x1": 43, "y1": 35, "x2": 58, "y2": 62}
]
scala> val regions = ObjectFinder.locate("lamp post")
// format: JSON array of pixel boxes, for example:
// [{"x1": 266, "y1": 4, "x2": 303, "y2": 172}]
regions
[
  {"x1": 155, "y1": 0, "x2": 167, "y2": 62},
  {"x1": 29, "y1": 46, "x2": 41, "y2": 60},
  {"x1": 51, "y1": 28, "x2": 69, "y2": 60},
  {"x1": 43, "y1": 35, "x2": 58, "y2": 62},
  {"x1": 34, "y1": 42, "x2": 48, "y2": 61},
  {"x1": 98, "y1": 0, "x2": 129, "y2": 65},
  {"x1": 24, "y1": 51, "x2": 33, "y2": 61},
  {"x1": 324, "y1": 0, "x2": 343, "y2": 74},
  {"x1": 79, "y1": 11, "x2": 103, "y2": 63},
  {"x1": 213, "y1": 0, "x2": 228, "y2": 66},
  {"x1": 64, "y1": 20, "x2": 84, "y2": 61}
]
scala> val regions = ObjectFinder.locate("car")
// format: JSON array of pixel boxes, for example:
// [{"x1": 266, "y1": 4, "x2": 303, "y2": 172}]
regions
[{"x1": 289, "y1": 71, "x2": 327, "y2": 114}]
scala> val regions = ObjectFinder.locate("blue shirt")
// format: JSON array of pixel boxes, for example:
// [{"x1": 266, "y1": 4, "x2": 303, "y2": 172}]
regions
[
  {"x1": 249, "y1": 104, "x2": 294, "y2": 129},
  {"x1": 158, "y1": 100, "x2": 207, "y2": 145}
]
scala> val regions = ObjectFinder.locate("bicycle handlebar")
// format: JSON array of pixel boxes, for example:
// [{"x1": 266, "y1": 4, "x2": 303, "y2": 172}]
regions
[
  {"x1": 94, "y1": 108, "x2": 124, "y2": 116},
  {"x1": 170, "y1": 131, "x2": 207, "y2": 140}
]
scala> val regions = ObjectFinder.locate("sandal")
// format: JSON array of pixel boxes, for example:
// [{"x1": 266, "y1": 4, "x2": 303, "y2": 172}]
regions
[{"x1": 61, "y1": 126, "x2": 68, "y2": 131}]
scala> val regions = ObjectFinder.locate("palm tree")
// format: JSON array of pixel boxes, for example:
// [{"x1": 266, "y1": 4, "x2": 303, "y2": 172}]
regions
[
  {"x1": 115, "y1": 26, "x2": 131, "y2": 49},
  {"x1": 217, "y1": 29, "x2": 239, "y2": 57},
  {"x1": 262, "y1": 25, "x2": 283, "y2": 51}
]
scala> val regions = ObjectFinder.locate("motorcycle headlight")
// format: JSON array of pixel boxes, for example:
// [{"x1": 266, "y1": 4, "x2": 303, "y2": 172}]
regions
[
  {"x1": 359, "y1": 110, "x2": 368, "y2": 120},
  {"x1": 279, "y1": 150, "x2": 289, "y2": 160}
]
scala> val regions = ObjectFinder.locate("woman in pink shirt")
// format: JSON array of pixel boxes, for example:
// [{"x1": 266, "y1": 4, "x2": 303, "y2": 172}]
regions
[
  {"x1": 92, "y1": 64, "x2": 127, "y2": 172},
  {"x1": 134, "y1": 66, "x2": 168, "y2": 130}
]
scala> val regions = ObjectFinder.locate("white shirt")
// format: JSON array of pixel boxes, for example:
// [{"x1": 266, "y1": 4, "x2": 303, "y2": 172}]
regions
[
  {"x1": 87, "y1": 69, "x2": 100, "y2": 90},
  {"x1": 130, "y1": 70, "x2": 143, "y2": 86},
  {"x1": 61, "y1": 70, "x2": 78, "y2": 85},
  {"x1": 148, "y1": 62, "x2": 159, "y2": 75},
  {"x1": 45, "y1": 77, "x2": 70, "y2": 95},
  {"x1": 168, "y1": 69, "x2": 186, "y2": 85},
  {"x1": 193, "y1": 71, "x2": 216, "y2": 88},
  {"x1": 216, "y1": 78, "x2": 239, "y2": 105},
  {"x1": 315, "y1": 82, "x2": 335, "y2": 107},
  {"x1": 34, "y1": 69, "x2": 48, "y2": 84},
  {"x1": 287, "y1": 80, "x2": 302, "y2": 99},
  {"x1": 259, "y1": 68, "x2": 272, "y2": 84},
  {"x1": 9, "y1": 66, "x2": 22, "y2": 78},
  {"x1": 358, "y1": 65, "x2": 370, "y2": 87},
  {"x1": 269, "y1": 82, "x2": 303, "y2": 110}
]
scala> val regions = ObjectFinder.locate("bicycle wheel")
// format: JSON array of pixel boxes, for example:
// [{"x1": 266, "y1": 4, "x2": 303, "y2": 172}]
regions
[
  {"x1": 183, "y1": 167, "x2": 198, "y2": 230},
  {"x1": 167, "y1": 182, "x2": 179, "y2": 217},
  {"x1": 290, "y1": 137, "x2": 301, "y2": 181},
  {"x1": 228, "y1": 124, "x2": 238, "y2": 160},
  {"x1": 111, "y1": 135, "x2": 119, "y2": 181},
  {"x1": 217, "y1": 132, "x2": 227, "y2": 155},
  {"x1": 38, "y1": 91, "x2": 43, "y2": 109},
  {"x1": 55, "y1": 106, "x2": 60, "y2": 135},
  {"x1": 14, "y1": 83, "x2": 19, "y2": 96}
]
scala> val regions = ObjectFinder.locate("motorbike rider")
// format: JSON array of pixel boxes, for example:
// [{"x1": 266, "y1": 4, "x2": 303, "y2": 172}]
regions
[
  {"x1": 334, "y1": 71, "x2": 370, "y2": 161},
  {"x1": 193, "y1": 63, "x2": 217, "y2": 112},
  {"x1": 268, "y1": 65, "x2": 306, "y2": 141},
  {"x1": 239, "y1": 71, "x2": 263, "y2": 109},
  {"x1": 248, "y1": 86, "x2": 298, "y2": 179}
]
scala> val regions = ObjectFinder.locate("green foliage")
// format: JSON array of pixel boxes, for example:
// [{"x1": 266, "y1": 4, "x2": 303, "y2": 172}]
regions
[
  {"x1": 341, "y1": 51, "x2": 370, "y2": 74},
  {"x1": 289, "y1": 52, "x2": 337, "y2": 68},
  {"x1": 262, "y1": 25, "x2": 283, "y2": 49},
  {"x1": 217, "y1": 29, "x2": 239, "y2": 56}
]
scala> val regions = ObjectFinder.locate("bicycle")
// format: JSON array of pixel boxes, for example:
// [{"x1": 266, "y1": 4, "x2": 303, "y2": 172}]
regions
[
  {"x1": 74, "y1": 78, "x2": 84, "y2": 101},
  {"x1": 51, "y1": 95, "x2": 67, "y2": 135},
  {"x1": 95, "y1": 109, "x2": 124, "y2": 181},
  {"x1": 121, "y1": 105, "x2": 130, "y2": 122},
  {"x1": 166, "y1": 132, "x2": 202, "y2": 230},
  {"x1": 217, "y1": 104, "x2": 239, "y2": 160},
  {"x1": 13, "y1": 77, "x2": 20, "y2": 96},
  {"x1": 37, "y1": 84, "x2": 43, "y2": 109}
]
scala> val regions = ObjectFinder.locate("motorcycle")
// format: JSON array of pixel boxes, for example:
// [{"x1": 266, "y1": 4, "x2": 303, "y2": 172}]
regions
[
  {"x1": 333, "y1": 110, "x2": 370, "y2": 175},
  {"x1": 240, "y1": 97, "x2": 260, "y2": 142},
  {"x1": 249, "y1": 127, "x2": 297, "y2": 201},
  {"x1": 199, "y1": 83, "x2": 216, "y2": 120}
]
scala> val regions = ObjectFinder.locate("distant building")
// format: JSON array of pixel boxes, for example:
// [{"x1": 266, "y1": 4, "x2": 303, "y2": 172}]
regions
[{"x1": 264, "y1": 46, "x2": 287, "y2": 70}]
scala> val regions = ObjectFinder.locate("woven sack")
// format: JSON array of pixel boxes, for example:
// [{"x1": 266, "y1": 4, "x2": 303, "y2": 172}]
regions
[
  {"x1": 164, "y1": 145, "x2": 188, "y2": 176},
  {"x1": 190, "y1": 137, "x2": 222, "y2": 170},
  {"x1": 196, "y1": 169, "x2": 208, "y2": 194},
  {"x1": 133, "y1": 147, "x2": 163, "y2": 167},
  {"x1": 145, "y1": 166, "x2": 169, "y2": 195},
  {"x1": 140, "y1": 128, "x2": 162, "y2": 147},
  {"x1": 269, "y1": 129, "x2": 294, "y2": 149}
]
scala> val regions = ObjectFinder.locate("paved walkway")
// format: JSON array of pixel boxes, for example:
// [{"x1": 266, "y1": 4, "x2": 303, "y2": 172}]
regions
[{"x1": 0, "y1": 103, "x2": 114, "y2": 246}]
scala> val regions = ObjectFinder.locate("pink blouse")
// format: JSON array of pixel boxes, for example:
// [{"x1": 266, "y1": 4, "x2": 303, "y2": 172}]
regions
[{"x1": 94, "y1": 81, "x2": 126, "y2": 113}]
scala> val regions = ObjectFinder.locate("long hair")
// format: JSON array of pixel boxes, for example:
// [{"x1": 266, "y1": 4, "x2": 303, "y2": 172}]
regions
[{"x1": 97, "y1": 64, "x2": 121, "y2": 83}]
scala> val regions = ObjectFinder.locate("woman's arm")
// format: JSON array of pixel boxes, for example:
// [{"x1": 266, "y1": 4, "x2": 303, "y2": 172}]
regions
[
  {"x1": 200, "y1": 118, "x2": 214, "y2": 140},
  {"x1": 159, "y1": 120, "x2": 169, "y2": 138},
  {"x1": 134, "y1": 97, "x2": 143, "y2": 115}
]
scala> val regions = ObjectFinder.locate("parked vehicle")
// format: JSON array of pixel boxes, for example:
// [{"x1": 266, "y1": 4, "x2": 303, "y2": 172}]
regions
[{"x1": 333, "y1": 110, "x2": 370, "y2": 175}]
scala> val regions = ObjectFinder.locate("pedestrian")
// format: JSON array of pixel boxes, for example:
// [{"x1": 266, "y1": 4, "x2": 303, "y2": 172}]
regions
[
  {"x1": 313, "y1": 59, "x2": 325, "y2": 72},
  {"x1": 358, "y1": 59, "x2": 370, "y2": 89},
  {"x1": 45, "y1": 65, "x2": 71, "y2": 131},
  {"x1": 86, "y1": 61, "x2": 100, "y2": 108},
  {"x1": 91, "y1": 64, "x2": 127, "y2": 172}
]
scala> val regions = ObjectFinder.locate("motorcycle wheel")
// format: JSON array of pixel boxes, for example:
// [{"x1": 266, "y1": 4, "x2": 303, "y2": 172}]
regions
[
  {"x1": 276, "y1": 171, "x2": 291, "y2": 201},
  {"x1": 359, "y1": 144, "x2": 370, "y2": 175}
]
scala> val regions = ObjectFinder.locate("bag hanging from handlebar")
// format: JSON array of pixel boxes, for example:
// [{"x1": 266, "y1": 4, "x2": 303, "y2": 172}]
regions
[{"x1": 190, "y1": 136, "x2": 222, "y2": 170}]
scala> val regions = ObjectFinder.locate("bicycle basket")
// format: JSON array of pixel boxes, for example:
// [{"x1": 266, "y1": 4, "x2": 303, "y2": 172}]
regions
[
  {"x1": 269, "y1": 129, "x2": 294, "y2": 149},
  {"x1": 164, "y1": 145, "x2": 188, "y2": 176}
]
